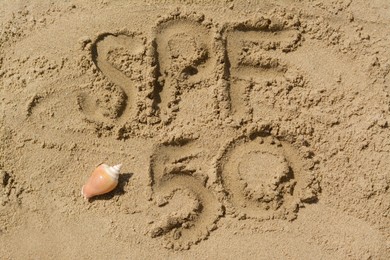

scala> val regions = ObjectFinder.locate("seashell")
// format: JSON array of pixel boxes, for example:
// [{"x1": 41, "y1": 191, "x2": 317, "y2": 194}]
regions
[{"x1": 81, "y1": 163, "x2": 122, "y2": 200}]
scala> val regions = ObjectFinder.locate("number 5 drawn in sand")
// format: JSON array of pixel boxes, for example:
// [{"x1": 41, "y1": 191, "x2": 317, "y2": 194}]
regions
[{"x1": 148, "y1": 139, "x2": 223, "y2": 250}]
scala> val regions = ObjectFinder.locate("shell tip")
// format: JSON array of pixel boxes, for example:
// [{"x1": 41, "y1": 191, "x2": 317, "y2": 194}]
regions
[
  {"x1": 113, "y1": 164, "x2": 122, "y2": 172},
  {"x1": 81, "y1": 185, "x2": 90, "y2": 201}
]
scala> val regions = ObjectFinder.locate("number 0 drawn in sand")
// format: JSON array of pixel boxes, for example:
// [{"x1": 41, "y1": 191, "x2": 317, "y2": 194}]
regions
[
  {"x1": 79, "y1": 33, "x2": 145, "y2": 124},
  {"x1": 217, "y1": 134, "x2": 317, "y2": 221}
]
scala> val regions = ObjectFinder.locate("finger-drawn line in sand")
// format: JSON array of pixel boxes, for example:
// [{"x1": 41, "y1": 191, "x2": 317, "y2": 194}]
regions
[
  {"x1": 217, "y1": 133, "x2": 318, "y2": 221},
  {"x1": 79, "y1": 33, "x2": 145, "y2": 124},
  {"x1": 153, "y1": 17, "x2": 219, "y2": 123},
  {"x1": 224, "y1": 20, "x2": 302, "y2": 121},
  {"x1": 148, "y1": 140, "x2": 222, "y2": 250}
]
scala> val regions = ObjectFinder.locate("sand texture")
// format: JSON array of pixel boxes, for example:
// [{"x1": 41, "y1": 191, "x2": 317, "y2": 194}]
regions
[{"x1": 1, "y1": 0, "x2": 389, "y2": 259}]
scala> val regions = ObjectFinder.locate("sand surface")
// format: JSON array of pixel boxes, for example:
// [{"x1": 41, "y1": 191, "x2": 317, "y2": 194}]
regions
[{"x1": 1, "y1": 0, "x2": 389, "y2": 259}]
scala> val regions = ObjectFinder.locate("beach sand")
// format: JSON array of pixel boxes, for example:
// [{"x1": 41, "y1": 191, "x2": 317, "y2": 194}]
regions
[{"x1": 1, "y1": 0, "x2": 389, "y2": 259}]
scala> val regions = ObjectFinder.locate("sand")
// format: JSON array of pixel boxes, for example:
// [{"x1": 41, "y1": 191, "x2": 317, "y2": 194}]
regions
[{"x1": 0, "y1": 0, "x2": 389, "y2": 259}]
